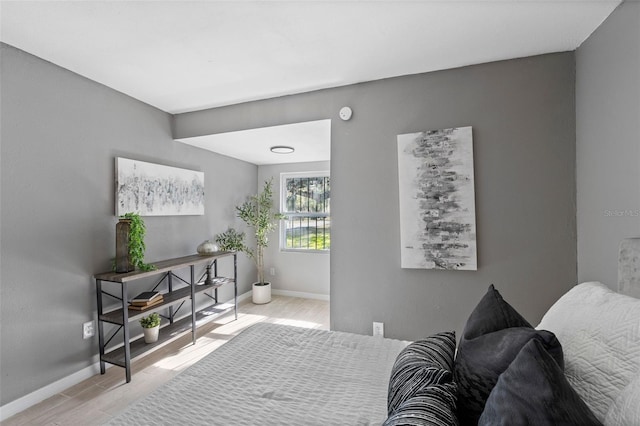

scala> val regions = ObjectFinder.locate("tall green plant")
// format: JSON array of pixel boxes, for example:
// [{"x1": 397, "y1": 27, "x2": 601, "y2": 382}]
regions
[
  {"x1": 236, "y1": 179, "x2": 285, "y2": 285},
  {"x1": 122, "y1": 212, "x2": 156, "y2": 272}
]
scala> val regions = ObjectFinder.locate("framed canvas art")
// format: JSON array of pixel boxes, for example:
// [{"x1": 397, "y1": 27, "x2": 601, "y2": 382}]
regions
[
  {"x1": 397, "y1": 126, "x2": 477, "y2": 270},
  {"x1": 116, "y1": 157, "x2": 205, "y2": 216}
]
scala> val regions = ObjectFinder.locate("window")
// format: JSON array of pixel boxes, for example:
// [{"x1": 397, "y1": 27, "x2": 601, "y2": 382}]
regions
[{"x1": 280, "y1": 172, "x2": 330, "y2": 251}]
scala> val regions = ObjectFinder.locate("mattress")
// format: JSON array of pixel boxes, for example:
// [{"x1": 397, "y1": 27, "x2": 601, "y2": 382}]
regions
[{"x1": 106, "y1": 323, "x2": 407, "y2": 425}]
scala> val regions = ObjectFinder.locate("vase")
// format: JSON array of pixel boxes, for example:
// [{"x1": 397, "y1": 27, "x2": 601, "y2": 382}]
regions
[
  {"x1": 143, "y1": 325, "x2": 159, "y2": 343},
  {"x1": 197, "y1": 240, "x2": 219, "y2": 255},
  {"x1": 115, "y1": 218, "x2": 134, "y2": 273}
]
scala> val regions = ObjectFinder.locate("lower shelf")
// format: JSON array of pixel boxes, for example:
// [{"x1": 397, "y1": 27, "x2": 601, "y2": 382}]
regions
[{"x1": 101, "y1": 302, "x2": 236, "y2": 367}]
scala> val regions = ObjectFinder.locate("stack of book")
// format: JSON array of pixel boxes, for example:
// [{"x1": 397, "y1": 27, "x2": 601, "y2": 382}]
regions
[{"x1": 129, "y1": 291, "x2": 164, "y2": 310}]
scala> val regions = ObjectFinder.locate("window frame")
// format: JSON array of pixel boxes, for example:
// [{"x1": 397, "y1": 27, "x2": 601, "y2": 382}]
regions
[{"x1": 279, "y1": 171, "x2": 331, "y2": 253}]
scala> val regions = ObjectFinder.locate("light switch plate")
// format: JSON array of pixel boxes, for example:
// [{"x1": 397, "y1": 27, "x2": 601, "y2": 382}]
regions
[
  {"x1": 373, "y1": 322, "x2": 384, "y2": 337},
  {"x1": 83, "y1": 320, "x2": 95, "y2": 339}
]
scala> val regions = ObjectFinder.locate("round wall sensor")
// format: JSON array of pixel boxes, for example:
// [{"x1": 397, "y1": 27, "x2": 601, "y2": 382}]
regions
[{"x1": 339, "y1": 106, "x2": 353, "y2": 121}]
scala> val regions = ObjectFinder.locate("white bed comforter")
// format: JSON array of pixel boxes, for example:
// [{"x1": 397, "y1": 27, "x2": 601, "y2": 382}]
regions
[{"x1": 107, "y1": 323, "x2": 407, "y2": 426}]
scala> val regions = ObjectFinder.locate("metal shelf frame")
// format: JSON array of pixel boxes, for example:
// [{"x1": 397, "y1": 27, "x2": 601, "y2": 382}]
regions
[{"x1": 94, "y1": 252, "x2": 237, "y2": 383}]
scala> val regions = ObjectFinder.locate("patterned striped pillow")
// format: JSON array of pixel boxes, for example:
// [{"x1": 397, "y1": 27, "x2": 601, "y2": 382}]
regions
[
  {"x1": 387, "y1": 331, "x2": 457, "y2": 415},
  {"x1": 384, "y1": 383, "x2": 458, "y2": 426}
]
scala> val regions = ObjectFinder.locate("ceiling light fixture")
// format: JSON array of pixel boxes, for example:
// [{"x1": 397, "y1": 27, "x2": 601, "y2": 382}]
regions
[{"x1": 270, "y1": 146, "x2": 295, "y2": 154}]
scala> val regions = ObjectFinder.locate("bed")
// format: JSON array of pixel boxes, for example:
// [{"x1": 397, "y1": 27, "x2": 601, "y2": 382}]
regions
[
  {"x1": 107, "y1": 239, "x2": 640, "y2": 425},
  {"x1": 107, "y1": 323, "x2": 407, "y2": 425}
]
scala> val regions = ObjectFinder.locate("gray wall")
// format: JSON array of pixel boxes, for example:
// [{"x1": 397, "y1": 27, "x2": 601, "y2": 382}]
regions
[
  {"x1": 258, "y1": 161, "x2": 330, "y2": 298},
  {"x1": 0, "y1": 43, "x2": 257, "y2": 406},
  {"x1": 175, "y1": 52, "x2": 577, "y2": 340},
  {"x1": 576, "y1": 1, "x2": 640, "y2": 287}
]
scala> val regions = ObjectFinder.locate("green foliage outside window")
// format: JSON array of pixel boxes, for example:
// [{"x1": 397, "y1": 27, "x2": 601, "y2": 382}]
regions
[{"x1": 282, "y1": 175, "x2": 330, "y2": 251}]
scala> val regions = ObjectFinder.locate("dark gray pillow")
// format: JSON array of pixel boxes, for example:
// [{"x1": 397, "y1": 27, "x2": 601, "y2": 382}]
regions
[
  {"x1": 388, "y1": 331, "x2": 456, "y2": 415},
  {"x1": 479, "y1": 339, "x2": 602, "y2": 426},
  {"x1": 454, "y1": 285, "x2": 563, "y2": 426},
  {"x1": 384, "y1": 382, "x2": 459, "y2": 426}
]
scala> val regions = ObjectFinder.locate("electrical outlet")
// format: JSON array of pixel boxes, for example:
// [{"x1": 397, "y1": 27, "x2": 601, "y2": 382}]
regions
[
  {"x1": 83, "y1": 320, "x2": 95, "y2": 339},
  {"x1": 270, "y1": 267, "x2": 276, "y2": 276},
  {"x1": 373, "y1": 322, "x2": 384, "y2": 337}
]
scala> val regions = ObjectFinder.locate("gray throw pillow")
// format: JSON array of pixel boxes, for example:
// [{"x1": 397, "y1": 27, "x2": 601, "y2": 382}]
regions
[
  {"x1": 454, "y1": 285, "x2": 563, "y2": 426},
  {"x1": 479, "y1": 339, "x2": 602, "y2": 426}
]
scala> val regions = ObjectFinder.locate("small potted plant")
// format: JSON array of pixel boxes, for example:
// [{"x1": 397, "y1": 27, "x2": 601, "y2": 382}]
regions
[
  {"x1": 140, "y1": 312, "x2": 161, "y2": 343},
  {"x1": 215, "y1": 227, "x2": 247, "y2": 253}
]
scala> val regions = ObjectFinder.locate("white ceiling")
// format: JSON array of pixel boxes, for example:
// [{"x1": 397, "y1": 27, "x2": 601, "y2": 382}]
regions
[
  {"x1": 176, "y1": 119, "x2": 331, "y2": 165},
  {"x1": 0, "y1": 1, "x2": 620, "y2": 165},
  {"x1": 0, "y1": 1, "x2": 620, "y2": 115}
]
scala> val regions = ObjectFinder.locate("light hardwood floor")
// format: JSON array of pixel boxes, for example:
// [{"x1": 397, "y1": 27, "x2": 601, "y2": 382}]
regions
[{"x1": 2, "y1": 296, "x2": 329, "y2": 426}]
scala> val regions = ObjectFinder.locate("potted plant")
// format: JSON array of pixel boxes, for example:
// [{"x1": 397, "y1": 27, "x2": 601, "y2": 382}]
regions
[
  {"x1": 115, "y1": 212, "x2": 156, "y2": 272},
  {"x1": 215, "y1": 228, "x2": 247, "y2": 253},
  {"x1": 236, "y1": 178, "x2": 285, "y2": 304},
  {"x1": 140, "y1": 312, "x2": 161, "y2": 343}
]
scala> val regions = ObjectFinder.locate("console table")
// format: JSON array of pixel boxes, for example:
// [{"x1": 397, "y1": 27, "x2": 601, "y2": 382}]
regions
[{"x1": 94, "y1": 252, "x2": 237, "y2": 382}]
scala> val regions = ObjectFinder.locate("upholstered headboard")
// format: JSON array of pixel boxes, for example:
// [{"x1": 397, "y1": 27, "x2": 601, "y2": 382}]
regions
[{"x1": 618, "y1": 238, "x2": 640, "y2": 298}]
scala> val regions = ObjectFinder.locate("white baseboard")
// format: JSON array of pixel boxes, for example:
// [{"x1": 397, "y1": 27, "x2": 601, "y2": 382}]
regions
[
  {"x1": 0, "y1": 362, "x2": 102, "y2": 421},
  {"x1": 236, "y1": 290, "x2": 252, "y2": 303},
  {"x1": 272, "y1": 289, "x2": 330, "y2": 301},
  {"x1": 0, "y1": 291, "x2": 253, "y2": 422}
]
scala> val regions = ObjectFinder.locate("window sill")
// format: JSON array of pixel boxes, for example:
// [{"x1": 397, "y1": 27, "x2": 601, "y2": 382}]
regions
[{"x1": 280, "y1": 249, "x2": 330, "y2": 254}]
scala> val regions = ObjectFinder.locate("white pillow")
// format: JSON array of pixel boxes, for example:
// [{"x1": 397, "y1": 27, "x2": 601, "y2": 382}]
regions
[
  {"x1": 537, "y1": 281, "x2": 640, "y2": 423},
  {"x1": 604, "y1": 373, "x2": 640, "y2": 426}
]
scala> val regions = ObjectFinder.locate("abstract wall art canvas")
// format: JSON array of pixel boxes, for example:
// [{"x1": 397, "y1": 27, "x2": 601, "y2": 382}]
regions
[
  {"x1": 397, "y1": 126, "x2": 477, "y2": 270},
  {"x1": 116, "y1": 157, "x2": 205, "y2": 216}
]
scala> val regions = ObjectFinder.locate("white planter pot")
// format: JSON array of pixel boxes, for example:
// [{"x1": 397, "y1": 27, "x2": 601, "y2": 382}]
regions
[
  {"x1": 143, "y1": 325, "x2": 160, "y2": 343},
  {"x1": 252, "y1": 282, "x2": 272, "y2": 304}
]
